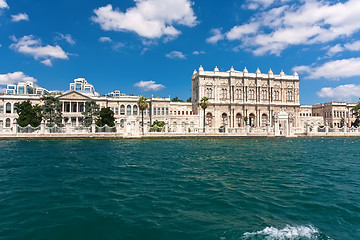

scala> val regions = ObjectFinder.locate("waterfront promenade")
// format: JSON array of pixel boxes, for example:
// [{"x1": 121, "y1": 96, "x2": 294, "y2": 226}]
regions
[{"x1": 1, "y1": 121, "x2": 360, "y2": 139}]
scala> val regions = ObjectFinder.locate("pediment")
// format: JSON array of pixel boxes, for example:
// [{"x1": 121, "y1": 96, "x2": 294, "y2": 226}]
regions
[
  {"x1": 59, "y1": 91, "x2": 92, "y2": 100},
  {"x1": 205, "y1": 82, "x2": 213, "y2": 86},
  {"x1": 235, "y1": 82, "x2": 243, "y2": 87}
]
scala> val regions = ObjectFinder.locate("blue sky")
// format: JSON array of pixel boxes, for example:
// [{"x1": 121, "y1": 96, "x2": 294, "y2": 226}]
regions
[{"x1": 1, "y1": 0, "x2": 360, "y2": 104}]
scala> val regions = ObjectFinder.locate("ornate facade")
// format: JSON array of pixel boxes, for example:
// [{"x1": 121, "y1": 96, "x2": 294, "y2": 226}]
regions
[{"x1": 192, "y1": 66, "x2": 301, "y2": 134}]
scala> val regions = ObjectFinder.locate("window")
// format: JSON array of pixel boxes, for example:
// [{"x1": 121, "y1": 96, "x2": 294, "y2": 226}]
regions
[
  {"x1": 249, "y1": 90, "x2": 255, "y2": 100},
  {"x1": 206, "y1": 112, "x2": 212, "y2": 127},
  {"x1": 6, "y1": 103, "x2": 11, "y2": 113},
  {"x1": 222, "y1": 113, "x2": 228, "y2": 125},
  {"x1": 127, "y1": 105, "x2": 131, "y2": 115},
  {"x1": 222, "y1": 89, "x2": 227, "y2": 99},
  {"x1": 18, "y1": 86, "x2": 25, "y2": 94},
  {"x1": 157, "y1": 108, "x2": 161, "y2": 115},
  {"x1": 120, "y1": 105, "x2": 125, "y2": 115},
  {"x1": 166, "y1": 108, "x2": 169, "y2": 115},
  {"x1": 261, "y1": 114, "x2": 268, "y2": 127},
  {"x1": 133, "y1": 105, "x2": 138, "y2": 115},
  {"x1": 5, "y1": 118, "x2": 11, "y2": 128},
  {"x1": 79, "y1": 104, "x2": 85, "y2": 113},
  {"x1": 73, "y1": 103, "x2": 77, "y2": 112},
  {"x1": 114, "y1": 108, "x2": 119, "y2": 115},
  {"x1": 287, "y1": 91, "x2": 293, "y2": 101},
  {"x1": 0, "y1": 105, "x2": 3, "y2": 114},
  {"x1": 153, "y1": 108, "x2": 156, "y2": 115},
  {"x1": 236, "y1": 113, "x2": 242, "y2": 127},
  {"x1": 120, "y1": 119, "x2": 125, "y2": 128},
  {"x1": 206, "y1": 88, "x2": 212, "y2": 98},
  {"x1": 274, "y1": 90, "x2": 279, "y2": 100},
  {"x1": 261, "y1": 90, "x2": 267, "y2": 100},
  {"x1": 0, "y1": 120, "x2": 3, "y2": 128},
  {"x1": 235, "y1": 89, "x2": 241, "y2": 99},
  {"x1": 162, "y1": 107, "x2": 164, "y2": 115}
]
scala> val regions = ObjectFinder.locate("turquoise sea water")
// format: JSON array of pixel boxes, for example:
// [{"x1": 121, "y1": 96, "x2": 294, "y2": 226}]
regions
[{"x1": 0, "y1": 138, "x2": 359, "y2": 240}]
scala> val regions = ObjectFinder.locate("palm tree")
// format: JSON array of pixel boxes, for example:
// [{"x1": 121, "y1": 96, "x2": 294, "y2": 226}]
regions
[
  {"x1": 137, "y1": 96, "x2": 149, "y2": 135},
  {"x1": 200, "y1": 97, "x2": 209, "y2": 133}
]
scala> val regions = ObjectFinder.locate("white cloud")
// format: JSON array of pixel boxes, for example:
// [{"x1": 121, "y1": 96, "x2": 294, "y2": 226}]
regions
[
  {"x1": 11, "y1": 13, "x2": 29, "y2": 22},
  {"x1": 165, "y1": 50, "x2": 186, "y2": 59},
  {"x1": 300, "y1": 58, "x2": 360, "y2": 80},
  {"x1": 0, "y1": 0, "x2": 8, "y2": 9},
  {"x1": 292, "y1": 65, "x2": 312, "y2": 74},
  {"x1": 244, "y1": 0, "x2": 289, "y2": 10},
  {"x1": 344, "y1": 40, "x2": 360, "y2": 51},
  {"x1": 134, "y1": 80, "x2": 165, "y2": 91},
  {"x1": 225, "y1": 0, "x2": 360, "y2": 56},
  {"x1": 99, "y1": 37, "x2": 112, "y2": 42},
  {"x1": 192, "y1": 50, "x2": 205, "y2": 55},
  {"x1": 327, "y1": 44, "x2": 344, "y2": 57},
  {"x1": 317, "y1": 84, "x2": 360, "y2": 101},
  {"x1": 41, "y1": 59, "x2": 52, "y2": 67},
  {"x1": 0, "y1": 72, "x2": 37, "y2": 86},
  {"x1": 226, "y1": 23, "x2": 259, "y2": 41},
  {"x1": 56, "y1": 33, "x2": 75, "y2": 45},
  {"x1": 10, "y1": 35, "x2": 69, "y2": 66},
  {"x1": 91, "y1": 0, "x2": 197, "y2": 40},
  {"x1": 206, "y1": 28, "x2": 224, "y2": 44}
]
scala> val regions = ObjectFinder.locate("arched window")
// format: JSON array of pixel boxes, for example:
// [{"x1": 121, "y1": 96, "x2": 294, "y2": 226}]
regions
[
  {"x1": 133, "y1": 105, "x2": 138, "y2": 115},
  {"x1": 120, "y1": 105, "x2": 125, "y2": 115},
  {"x1": 249, "y1": 90, "x2": 255, "y2": 100},
  {"x1": 120, "y1": 119, "x2": 125, "y2": 128},
  {"x1": 261, "y1": 90, "x2": 267, "y2": 100},
  {"x1": 274, "y1": 90, "x2": 279, "y2": 100},
  {"x1": 287, "y1": 91, "x2": 293, "y2": 101},
  {"x1": 222, "y1": 113, "x2": 228, "y2": 126},
  {"x1": 222, "y1": 89, "x2": 227, "y2": 99},
  {"x1": 249, "y1": 113, "x2": 255, "y2": 127},
  {"x1": 127, "y1": 105, "x2": 131, "y2": 115},
  {"x1": 261, "y1": 113, "x2": 268, "y2": 127},
  {"x1": 5, "y1": 118, "x2": 11, "y2": 128},
  {"x1": 6, "y1": 103, "x2": 11, "y2": 113},
  {"x1": 236, "y1": 113, "x2": 242, "y2": 127},
  {"x1": 206, "y1": 88, "x2": 212, "y2": 98},
  {"x1": 236, "y1": 89, "x2": 241, "y2": 99},
  {"x1": 206, "y1": 112, "x2": 213, "y2": 127},
  {"x1": 173, "y1": 122, "x2": 177, "y2": 132}
]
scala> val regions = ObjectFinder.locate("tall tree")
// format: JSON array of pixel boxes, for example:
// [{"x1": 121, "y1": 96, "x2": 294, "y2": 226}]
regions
[
  {"x1": 137, "y1": 96, "x2": 149, "y2": 135},
  {"x1": 200, "y1": 97, "x2": 209, "y2": 133},
  {"x1": 352, "y1": 98, "x2": 360, "y2": 127},
  {"x1": 14, "y1": 100, "x2": 42, "y2": 127},
  {"x1": 96, "y1": 107, "x2": 115, "y2": 127},
  {"x1": 186, "y1": 97, "x2": 192, "y2": 102},
  {"x1": 41, "y1": 96, "x2": 63, "y2": 127},
  {"x1": 82, "y1": 101, "x2": 100, "y2": 127}
]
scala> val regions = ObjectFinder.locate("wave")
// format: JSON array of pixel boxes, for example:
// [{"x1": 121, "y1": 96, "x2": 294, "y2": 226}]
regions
[{"x1": 242, "y1": 225, "x2": 331, "y2": 240}]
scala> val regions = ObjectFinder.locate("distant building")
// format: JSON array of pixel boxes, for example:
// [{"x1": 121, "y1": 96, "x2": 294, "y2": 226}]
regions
[
  {"x1": 68, "y1": 78, "x2": 98, "y2": 96},
  {"x1": 108, "y1": 90, "x2": 126, "y2": 97},
  {"x1": 6, "y1": 81, "x2": 49, "y2": 95}
]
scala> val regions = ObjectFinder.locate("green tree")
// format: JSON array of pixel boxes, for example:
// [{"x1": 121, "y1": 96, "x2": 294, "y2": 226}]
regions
[
  {"x1": 150, "y1": 120, "x2": 165, "y2": 132},
  {"x1": 186, "y1": 97, "x2": 192, "y2": 102},
  {"x1": 200, "y1": 97, "x2": 209, "y2": 133},
  {"x1": 137, "y1": 96, "x2": 149, "y2": 134},
  {"x1": 352, "y1": 99, "x2": 360, "y2": 127},
  {"x1": 14, "y1": 100, "x2": 42, "y2": 127},
  {"x1": 82, "y1": 101, "x2": 100, "y2": 127},
  {"x1": 96, "y1": 107, "x2": 115, "y2": 127},
  {"x1": 41, "y1": 96, "x2": 63, "y2": 127},
  {"x1": 172, "y1": 96, "x2": 184, "y2": 102}
]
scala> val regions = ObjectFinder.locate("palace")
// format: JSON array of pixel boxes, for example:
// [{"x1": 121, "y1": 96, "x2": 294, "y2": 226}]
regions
[{"x1": 0, "y1": 66, "x2": 358, "y2": 137}]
